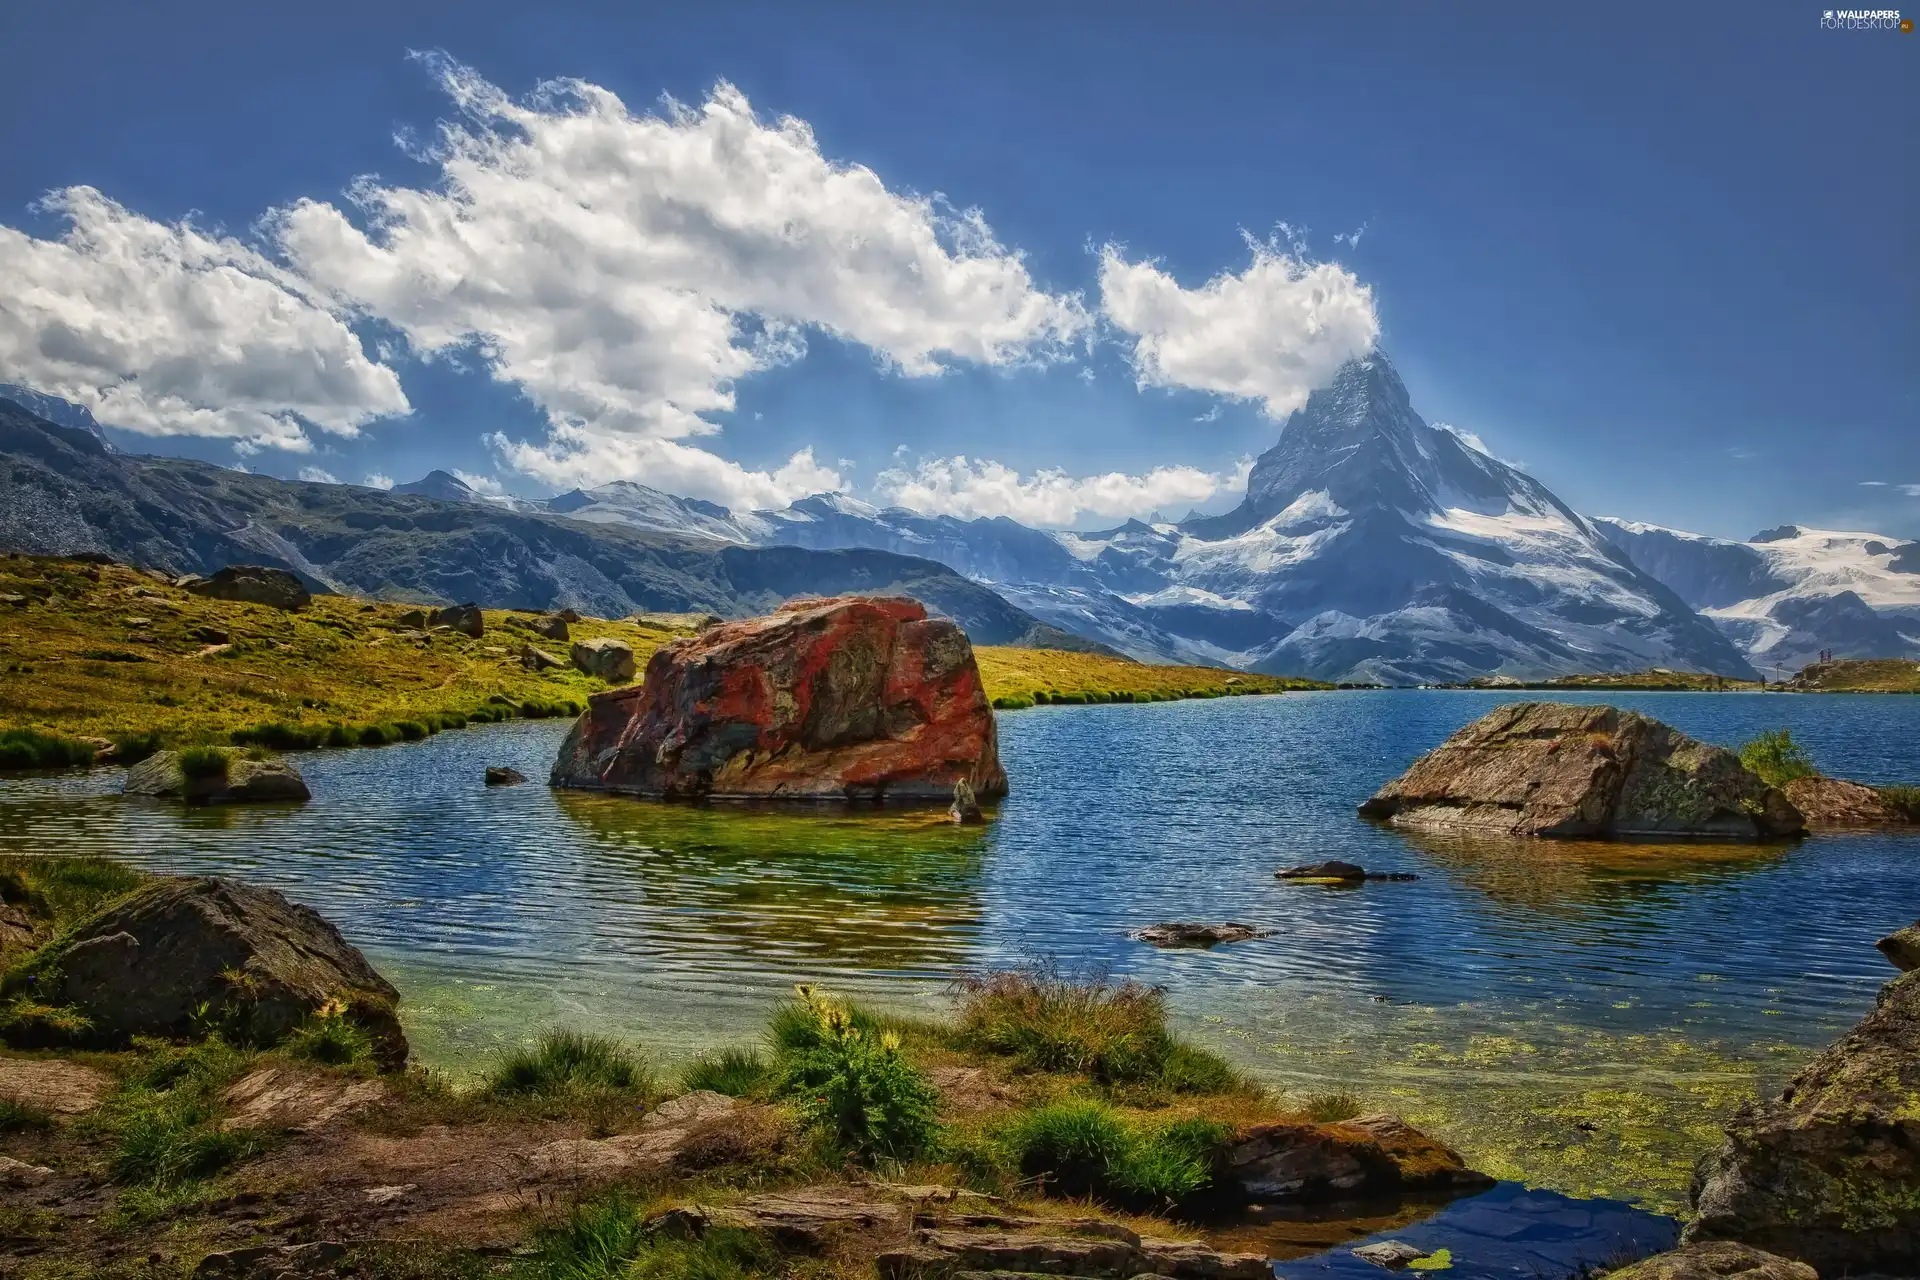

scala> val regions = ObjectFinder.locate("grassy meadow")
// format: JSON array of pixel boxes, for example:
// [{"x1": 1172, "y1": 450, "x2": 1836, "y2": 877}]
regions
[{"x1": 974, "y1": 647, "x2": 1324, "y2": 708}]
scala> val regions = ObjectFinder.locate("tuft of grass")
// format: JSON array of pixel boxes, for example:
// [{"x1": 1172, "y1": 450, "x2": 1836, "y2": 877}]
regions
[
  {"x1": 84, "y1": 1037, "x2": 261, "y2": 1192},
  {"x1": 110, "y1": 730, "x2": 165, "y2": 764},
  {"x1": 175, "y1": 744, "x2": 233, "y2": 780},
  {"x1": 1299, "y1": 1091, "x2": 1363, "y2": 1122},
  {"x1": 953, "y1": 966, "x2": 1239, "y2": 1094},
  {"x1": 486, "y1": 1029, "x2": 652, "y2": 1097},
  {"x1": 283, "y1": 998, "x2": 375, "y2": 1067},
  {"x1": 681, "y1": 1047, "x2": 771, "y2": 1098},
  {"x1": 996, "y1": 1097, "x2": 1232, "y2": 1208},
  {"x1": 1738, "y1": 728, "x2": 1817, "y2": 788},
  {"x1": 769, "y1": 984, "x2": 940, "y2": 1162},
  {"x1": 0, "y1": 1097, "x2": 53, "y2": 1131},
  {"x1": 2, "y1": 855, "x2": 145, "y2": 929},
  {"x1": 514, "y1": 1194, "x2": 778, "y2": 1280},
  {"x1": 0, "y1": 727, "x2": 99, "y2": 771},
  {"x1": 1877, "y1": 784, "x2": 1920, "y2": 822}
]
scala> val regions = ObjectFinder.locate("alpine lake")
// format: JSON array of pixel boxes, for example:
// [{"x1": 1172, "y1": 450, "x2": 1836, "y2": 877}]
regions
[{"x1": 4, "y1": 689, "x2": 1916, "y2": 1276}]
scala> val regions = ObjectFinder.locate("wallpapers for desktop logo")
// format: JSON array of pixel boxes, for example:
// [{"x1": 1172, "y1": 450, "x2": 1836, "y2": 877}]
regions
[{"x1": 1820, "y1": 8, "x2": 1912, "y2": 29}]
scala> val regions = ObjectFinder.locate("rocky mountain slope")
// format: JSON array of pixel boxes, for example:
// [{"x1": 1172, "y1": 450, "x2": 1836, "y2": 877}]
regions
[
  {"x1": 1594, "y1": 519, "x2": 1920, "y2": 674},
  {"x1": 0, "y1": 397, "x2": 1093, "y2": 649},
  {"x1": 532, "y1": 355, "x2": 1747, "y2": 684}
]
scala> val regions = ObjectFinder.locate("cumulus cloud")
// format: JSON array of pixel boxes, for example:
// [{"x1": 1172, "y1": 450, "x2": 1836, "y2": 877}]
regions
[
  {"x1": 364, "y1": 472, "x2": 395, "y2": 489},
  {"x1": 451, "y1": 468, "x2": 506, "y2": 496},
  {"x1": 297, "y1": 466, "x2": 339, "y2": 483},
  {"x1": 1097, "y1": 231, "x2": 1377, "y2": 419},
  {"x1": 872, "y1": 454, "x2": 1247, "y2": 527},
  {"x1": 491, "y1": 432, "x2": 843, "y2": 509},
  {"x1": 0, "y1": 187, "x2": 409, "y2": 452},
  {"x1": 272, "y1": 55, "x2": 1086, "y2": 498}
]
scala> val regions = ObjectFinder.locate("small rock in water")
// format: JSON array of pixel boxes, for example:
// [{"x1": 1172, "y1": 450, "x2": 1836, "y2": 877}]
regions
[
  {"x1": 485, "y1": 766, "x2": 527, "y2": 787},
  {"x1": 1279, "y1": 859, "x2": 1367, "y2": 880},
  {"x1": 1132, "y1": 922, "x2": 1267, "y2": 948},
  {"x1": 949, "y1": 778, "x2": 983, "y2": 824},
  {"x1": 1878, "y1": 920, "x2": 1920, "y2": 972},
  {"x1": 1352, "y1": 1240, "x2": 1432, "y2": 1269}
]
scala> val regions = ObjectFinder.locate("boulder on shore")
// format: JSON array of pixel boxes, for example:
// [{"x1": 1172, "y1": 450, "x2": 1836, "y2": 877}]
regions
[
  {"x1": 0, "y1": 876, "x2": 407, "y2": 1069},
  {"x1": 428, "y1": 602, "x2": 484, "y2": 638},
  {"x1": 1782, "y1": 775, "x2": 1915, "y2": 829},
  {"x1": 572, "y1": 637, "x2": 637, "y2": 683},
  {"x1": 1221, "y1": 1111, "x2": 1493, "y2": 1203},
  {"x1": 180, "y1": 565, "x2": 311, "y2": 611},
  {"x1": 124, "y1": 750, "x2": 310, "y2": 805},
  {"x1": 1359, "y1": 702, "x2": 1805, "y2": 840},
  {"x1": 1878, "y1": 921, "x2": 1920, "y2": 972},
  {"x1": 1684, "y1": 969, "x2": 1919, "y2": 1272},
  {"x1": 1599, "y1": 1242, "x2": 1815, "y2": 1280},
  {"x1": 552, "y1": 595, "x2": 1006, "y2": 803}
]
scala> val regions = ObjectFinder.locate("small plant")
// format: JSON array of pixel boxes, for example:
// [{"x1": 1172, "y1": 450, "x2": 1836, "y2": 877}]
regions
[
  {"x1": 681, "y1": 1047, "x2": 771, "y2": 1097},
  {"x1": 487, "y1": 1029, "x2": 652, "y2": 1097},
  {"x1": 175, "y1": 744, "x2": 233, "y2": 780},
  {"x1": 0, "y1": 997, "x2": 93, "y2": 1047},
  {"x1": 111, "y1": 730, "x2": 165, "y2": 763},
  {"x1": 1877, "y1": 784, "x2": 1920, "y2": 822},
  {"x1": 1739, "y1": 728, "x2": 1816, "y2": 788},
  {"x1": 284, "y1": 997, "x2": 374, "y2": 1066},
  {"x1": 89, "y1": 1036, "x2": 260, "y2": 1191},
  {"x1": 1300, "y1": 1090, "x2": 1363, "y2": 1122},
  {"x1": 0, "y1": 1098, "x2": 53, "y2": 1132},
  {"x1": 771, "y1": 984, "x2": 940, "y2": 1161}
]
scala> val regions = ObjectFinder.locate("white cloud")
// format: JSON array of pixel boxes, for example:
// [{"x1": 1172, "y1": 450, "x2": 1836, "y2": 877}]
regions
[
  {"x1": 297, "y1": 466, "x2": 339, "y2": 483},
  {"x1": 1434, "y1": 422, "x2": 1491, "y2": 455},
  {"x1": 451, "y1": 468, "x2": 506, "y2": 496},
  {"x1": 1903, "y1": 484, "x2": 1920, "y2": 497},
  {"x1": 273, "y1": 56, "x2": 1087, "y2": 493},
  {"x1": 491, "y1": 432, "x2": 843, "y2": 509},
  {"x1": 364, "y1": 472, "x2": 395, "y2": 489},
  {"x1": 0, "y1": 187, "x2": 409, "y2": 452},
  {"x1": 872, "y1": 454, "x2": 1245, "y2": 527},
  {"x1": 1861, "y1": 480, "x2": 1889, "y2": 486},
  {"x1": 1097, "y1": 231, "x2": 1378, "y2": 419}
]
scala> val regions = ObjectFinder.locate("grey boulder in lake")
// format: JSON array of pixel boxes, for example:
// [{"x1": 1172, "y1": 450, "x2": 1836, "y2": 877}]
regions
[
  {"x1": 1683, "y1": 969, "x2": 1920, "y2": 1273},
  {"x1": 1359, "y1": 702, "x2": 1805, "y2": 840},
  {"x1": 1, "y1": 876, "x2": 406, "y2": 1069},
  {"x1": 124, "y1": 750, "x2": 311, "y2": 804}
]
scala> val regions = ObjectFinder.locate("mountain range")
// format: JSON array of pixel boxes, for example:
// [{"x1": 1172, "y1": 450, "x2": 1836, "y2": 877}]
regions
[{"x1": 5, "y1": 353, "x2": 1916, "y2": 683}]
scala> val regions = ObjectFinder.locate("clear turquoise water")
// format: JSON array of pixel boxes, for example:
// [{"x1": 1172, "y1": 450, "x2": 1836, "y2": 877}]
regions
[{"x1": 2, "y1": 689, "x2": 1915, "y2": 1216}]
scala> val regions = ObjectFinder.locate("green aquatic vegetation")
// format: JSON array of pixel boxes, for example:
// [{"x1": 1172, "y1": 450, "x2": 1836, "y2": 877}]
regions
[
  {"x1": 1407, "y1": 1247, "x2": 1454, "y2": 1271},
  {"x1": 771, "y1": 984, "x2": 940, "y2": 1161},
  {"x1": 1739, "y1": 728, "x2": 1816, "y2": 788}
]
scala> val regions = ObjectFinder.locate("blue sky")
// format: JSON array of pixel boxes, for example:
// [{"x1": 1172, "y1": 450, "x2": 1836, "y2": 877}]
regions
[{"x1": 1, "y1": 0, "x2": 1913, "y2": 538}]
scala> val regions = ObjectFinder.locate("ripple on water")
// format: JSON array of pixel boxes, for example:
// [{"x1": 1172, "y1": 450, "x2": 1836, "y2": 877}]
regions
[{"x1": 2, "y1": 690, "x2": 1916, "y2": 1213}]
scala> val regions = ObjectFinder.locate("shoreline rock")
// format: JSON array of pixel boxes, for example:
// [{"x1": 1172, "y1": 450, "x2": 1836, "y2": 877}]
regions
[
  {"x1": 1782, "y1": 775, "x2": 1917, "y2": 829},
  {"x1": 1683, "y1": 969, "x2": 1919, "y2": 1272},
  {"x1": 1599, "y1": 1242, "x2": 1815, "y2": 1280},
  {"x1": 1222, "y1": 1111, "x2": 1495, "y2": 1203},
  {"x1": 484, "y1": 766, "x2": 526, "y2": 786},
  {"x1": 1359, "y1": 702, "x2": 1805, "y2": 841},
  {"x1": 124, "y1": 750, "x2": 311, "y2": 805},
  {"x1": 1877, "y1": 920, "x2": 1920, "y2": 972},
  {"x1": 1, "y1": 876, "x2": 407, "y2": 1069},
  {"x1": 552, "y1": 595, "x2": 1007, "y2": 804}
]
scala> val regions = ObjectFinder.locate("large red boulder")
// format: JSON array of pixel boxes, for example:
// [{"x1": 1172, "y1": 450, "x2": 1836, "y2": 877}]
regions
[{"x1": 550, "y1": 595, "x2": 1007, "y2": 803}]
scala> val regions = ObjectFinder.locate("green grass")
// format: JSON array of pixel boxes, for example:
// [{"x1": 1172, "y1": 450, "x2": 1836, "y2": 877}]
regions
[
  {"x1": 84, "y1": 1037, "x2": 262, "y2": 1193},
  {"x1": 1299, "y1": 1091, "x2": 1363, "y2": 1122},
  {"x1": 2, "y1": 855, "x2": 145, "y2": 930},
  {"x1": 973, "y1": 647, "x2": 1325, "y2": 707},
  {"x1": 1877, "y1": 784, "x2": 1920, "y2": 821},
  {"x1": 0, "y1": 555, "x2": 676, "y2": 750},
  {"x1": 953, "y1": 967, "x2": 1238, "y2": 1094},
  {"x1": 0, "y1": 1097, "x2": 53, "y2": 1131},
  {"x1": 681, "y1": 1047, "x2": 771, "y2": 1098},
  {"x1": 1739, "y1": 728, "x2": 1817, "y2": 788},
  {"x1": 486, "y1": 1029, "x2": 653, "y2": 1097},
  {"x1": 175, "y1": 744, "x2": 233, "y2": 779},
  {"x1": 995, "y1": 1098, "x2": 1233, "y2": 1208},
  {"x1": 283, "y1": 1003, "x2": 376, "y2": 1067},
  {"x1": 513, "y1": 1194, "x2": 778, "y2": 1280},
  {"x1": 0, "y1": 727, "x2": 99, "y2": 771}
]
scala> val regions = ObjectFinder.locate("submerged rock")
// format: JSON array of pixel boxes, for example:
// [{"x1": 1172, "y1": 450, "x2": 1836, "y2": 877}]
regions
[
  {"x1": 552, "y1": 595, "x2": 1007, "y2": 804},
  {"x1": 180, "y1": 564, "x2": 311, "y2": 611},
  {"x1": 1878, "y1": 921, "x2": 1920, "y2": 972},
  {"x1": 1222, "y1": 1112, "x2": 1494, "y2": 1203},
  {"x1": 1132, "y1": 922, "x2": 1268, "y2": 948},
  {"x1": 1684, "y1": 970, "x2": 1919, "y2": 1273},
  {"x1": 1359, "y1": 702, "x2": 1805, "y2": 840},
  {"x1": 484, "y1": 766, "x2": 526, "y2": 786},
  {"x1": 124, "y1": 750, "x2": 311, "y2": 805},
  {"x1": 1599, "y1": 1242, "x2": 1816, "y2": 1280},
  {"x1": 1783, "y1": 775, "x2": 1916, "y2": 829},
  {"x1": 1352, "y1": 1240, "x2": 1434, "y2": 1269},
  {"x1": 1277, "y1": 860, "x2": 1419, "y2": 883},
  {"x1": 2, "y1": 876, "x2": 406, "y2": 1069},
  {"x1": 949, "y1": 778, "x2": 983, "y2": 824},
  {"x1": 571, "y1": 636, "x2": 637, "y2": 683}
]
